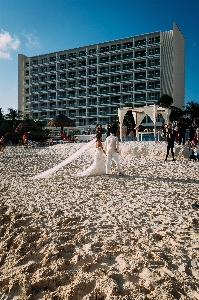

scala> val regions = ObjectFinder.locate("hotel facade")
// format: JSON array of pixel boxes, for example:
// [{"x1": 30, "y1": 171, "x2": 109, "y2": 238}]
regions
[{"x1": 18, "y1": 22, "x2": 184, "y2": 126}]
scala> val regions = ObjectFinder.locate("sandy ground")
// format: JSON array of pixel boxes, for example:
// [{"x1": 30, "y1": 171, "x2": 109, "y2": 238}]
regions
[{"x1": 0, "y1": 141, "x2": 199, "y2": 300}]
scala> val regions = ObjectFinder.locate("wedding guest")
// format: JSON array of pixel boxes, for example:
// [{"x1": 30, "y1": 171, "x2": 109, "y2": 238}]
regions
[
  {"x1": 22, "y1": 132, "x2": 28, "y2": 145},
  {"x1": 121, "y1": 123, "x2": 127, "y2": 142},
  {"x1": 105, "y1": 122, "x2": 111, "y2": 138},
  {"x1": 128, "y1": 122, "x2": 134, "y2": 141},
  {"x1": 87, "y1": 126, "x2": 91, "y2": 135},
  {"x1": 0, "y1": 135, "x2": 5, "y2": 151},
  {"x1": 165, "y1": 128, "x2": 175, "y2": 162},
  {"x1": 189, "y1": 144, "x2": 199, "y2": 161},
  {"x1": 178, "y1": 116, "x2": 186, "y2": 145}
]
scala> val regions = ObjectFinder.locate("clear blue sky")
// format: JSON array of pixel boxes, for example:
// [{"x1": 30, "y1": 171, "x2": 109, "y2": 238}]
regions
[{"x1": 0, "y1": 0, "x2": 199, "y2": 114}]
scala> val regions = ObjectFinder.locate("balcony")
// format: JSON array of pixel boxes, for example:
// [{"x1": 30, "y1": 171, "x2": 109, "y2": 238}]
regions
[
  {"x1": 107, "y1": 110, "x2": 118, "y2": 115},
  {"x1": 89, "y1": 102, "x2": 98, "y2": 107}
]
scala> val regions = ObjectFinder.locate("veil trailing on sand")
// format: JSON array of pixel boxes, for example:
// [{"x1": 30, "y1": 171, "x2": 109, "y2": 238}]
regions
[{"x1": 31, "y1": 138, "x2": 96, "y2": 179}]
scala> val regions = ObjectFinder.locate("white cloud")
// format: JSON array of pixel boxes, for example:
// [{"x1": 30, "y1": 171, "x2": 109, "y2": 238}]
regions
[
  {"x1": 22, "y1": 32, "x2": 41, "y2": 49},
  {"x1": 0, "y1": 30, "x2": 20, "y2": 59},
  {"x1": 0, "y1": 50, "x2": 11, "y2": 59}
]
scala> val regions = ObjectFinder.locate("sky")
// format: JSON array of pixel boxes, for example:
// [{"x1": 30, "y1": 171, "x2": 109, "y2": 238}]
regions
[{"x1": 0, "y1": 0, "x2": 199, "y2": 114}]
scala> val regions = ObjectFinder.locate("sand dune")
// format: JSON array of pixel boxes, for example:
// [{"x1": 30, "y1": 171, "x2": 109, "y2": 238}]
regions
[{"x1": 0, "y1": 142, "x2": 199, "y2": 299}]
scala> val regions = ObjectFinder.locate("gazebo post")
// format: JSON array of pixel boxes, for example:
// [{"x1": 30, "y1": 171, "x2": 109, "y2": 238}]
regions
[
  {"x1": 154, "y1": 104, "x2": 157, "y2": 142},
  {"x1": 135, "y1": 112, "x2": 139, "y2": 141},
  {"x1": 118, "y1": 108, "x2": 128, "y2": 142}
]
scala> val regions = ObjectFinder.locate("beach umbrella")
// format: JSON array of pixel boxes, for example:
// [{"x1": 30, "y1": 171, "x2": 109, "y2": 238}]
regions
[{"x1": 48, "y1": 114, "x2": 76, "y2": 133}]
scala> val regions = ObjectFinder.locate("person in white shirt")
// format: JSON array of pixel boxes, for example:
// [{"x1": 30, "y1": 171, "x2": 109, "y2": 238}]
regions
[
  {"x1": 189, "y1": 144, "x2": 199, "y2": 161},
  {"x1": 104, "y1": 128, "x2": 122, "y2": 175}
]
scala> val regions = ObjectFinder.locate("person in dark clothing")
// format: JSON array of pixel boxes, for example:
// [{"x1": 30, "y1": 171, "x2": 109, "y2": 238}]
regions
[
  {"x1": 165, "y1": 128, "x2": 176, "y2": 162},
  {"x1": 178, "y1": 116, "x2": 186, "y2": 145}
]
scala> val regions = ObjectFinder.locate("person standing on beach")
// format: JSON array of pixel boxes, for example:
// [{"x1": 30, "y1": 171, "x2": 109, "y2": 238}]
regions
[
  {"x1": 105, "y1": 122, "x2": 111, "y2": 138},
  {"x1": 121, "y1": 123, "x2": 127, "y2": 142},
  {"x1": 104, "y1": 128, "x2": 122, "y2": 175},
  {"x1": 165, "y1": 128, "x2": 175, "y2": 162},
  {"x1": 178, "y1": 116, "x2": 186, "y2": 145},
  {"x1": 0, "y1": 135, "x2": 5, "y2": 151}
]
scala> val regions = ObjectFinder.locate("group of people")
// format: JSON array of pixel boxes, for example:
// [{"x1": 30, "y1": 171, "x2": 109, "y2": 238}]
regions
[
  {"x1": 22, "y1": 132, "x2": 32, "y2": 145},
  {"x1": 162, "y1": 117, "x2": 199, "y2": 162}
]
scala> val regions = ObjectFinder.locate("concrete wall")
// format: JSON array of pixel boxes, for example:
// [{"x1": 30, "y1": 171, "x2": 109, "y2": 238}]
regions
[
  {"x1": 18, "y1": 54, "x2": 26, "y2": 112},
  {"x1": 173, "y1": 22, "x2": 185, "y2": 110},
  {"x1": 161, "y1": 30, "x2": 173, "y2": 98}
]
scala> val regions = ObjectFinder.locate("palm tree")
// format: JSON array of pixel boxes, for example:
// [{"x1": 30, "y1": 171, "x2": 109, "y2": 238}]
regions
[
  {"x1": 156, "y1": 94, "x2": 173, "y2": 108},
  {"x1": 169, "y1": 106, "x2": 183, "y2": 122},
  {"x1": 184, "y1": 101, "x2": 199, "y2": 120},
  {"x1": 5, "y1": 108, "x2": 23, "y2": 128}
]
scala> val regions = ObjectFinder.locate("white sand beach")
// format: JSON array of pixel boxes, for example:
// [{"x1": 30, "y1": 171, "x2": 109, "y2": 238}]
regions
[{"x1": 0, "y1": 141, "x2": 199, "y2": 300}]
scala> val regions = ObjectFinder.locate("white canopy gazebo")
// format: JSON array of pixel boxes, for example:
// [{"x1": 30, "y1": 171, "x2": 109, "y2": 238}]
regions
[{"x1": 118, "y1": 104, "x2": 170, "y2": 141}]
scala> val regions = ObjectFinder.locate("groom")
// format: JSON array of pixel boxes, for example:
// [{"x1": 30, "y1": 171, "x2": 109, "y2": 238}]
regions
[{"x1": 104, "y1": 128, "x2": 122, "y2": 175}]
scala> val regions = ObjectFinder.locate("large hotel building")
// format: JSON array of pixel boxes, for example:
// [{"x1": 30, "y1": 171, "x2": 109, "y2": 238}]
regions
[{"x1": 18, "y1": 22, "x2": 184, "y2": 126}]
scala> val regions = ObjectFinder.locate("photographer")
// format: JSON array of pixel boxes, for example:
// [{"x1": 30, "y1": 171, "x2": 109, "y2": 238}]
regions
[{"x1": 165, "y1": 128, "x2": 176, "y2": 162}]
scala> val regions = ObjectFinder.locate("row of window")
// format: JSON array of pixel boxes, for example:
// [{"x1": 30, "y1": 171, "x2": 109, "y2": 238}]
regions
[
  {"x1": 29, "y1": 82, "x2": 160, "y2": 95},
  {"x1": 28, "y1": 71, "x2": 160, "y2": 87},
  {"x1": 28, "y1": 93, "x2": 160, "y2": 111},
  {"x1": 31, "y1": 81, "x2": 160, "y2": 92},
  {"x1": 27, "y1": 60, "x2": 160, "y2": 77},
  {"x1": 28, "y1": 49, "x2": 160, "y2": 68},
  {"x1": 29, "y1": 37, "x2": 160, "y2": 65}
]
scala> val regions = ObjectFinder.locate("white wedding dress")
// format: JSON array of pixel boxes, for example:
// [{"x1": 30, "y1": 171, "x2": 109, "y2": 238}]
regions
[{"x1": 76, "y1": 147, "x2": 106, "y2": 177}]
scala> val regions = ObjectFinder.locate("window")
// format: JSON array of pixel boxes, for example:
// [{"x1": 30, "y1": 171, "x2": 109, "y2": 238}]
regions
[
  {"x1": 100, "y1": 87, "x2": 109, "y2": 94},
  {"x1": 79, "y1": 60, "x2": 86, "y2": 67},
  {"x1": 111, "y1": 75, "x2": 121, "y2": 82},
  {"x1": 79, "y1": 90, "x2": 86, "y2": 96},
  {"x1": 60, "y1": 83, "x2": 66, "y2": 88},
  {"x1": 100, "y1": 77, "x2": 109, "y2": 84},
  {"x1": 88, "y1": 59, "x2": 96, "y2": 65},
  {"x1": 135, "y1": 50, "x2": 146, "y2": 58},
  {"x1": 60, "y1": 73, "x2": 66, "y2": 79},
  {"x1": 148, "y1": 59, "x2": 160, "y2": 67},
  {"x1": 135, "y1": 61, "x2": 146, "y2": 69},
  {"x1": 100, "y1": 56, "x2": 109, "y2": 63},
  {"x1": 123, "y1": 63, "x2": 133, "y2": 70},
  {"x1": 79, "y1": 80, "x2": 86, "y2": 86},
  {"x1": 32, "y1": 60, "x2": 38, "y2": 65},
  {"x1": 41, "y1": 58, "x2": 48, "y2": 64},
  {"x1": 60, "y1": 92, "x2": 66, "y2": 98},
  {"x1": 79, "y1": 70, "x2": 86, "y2": 77},
  {"x1": 69, "y1": 72, "x2": 75, "y2": 78},
  {"x1": 148, "y1": 36, "x2": 160, "y2": 44},
  {"x1": 79, "y1": 50, "x2": 86, "y2": 57},
  {"x1": 60, "y1": 54, "x2": 66, "y2": 60},
  {"x1": 88, "y1": 68, "x2": 97, "y2": 75},
  {"x1": 135, "y1": 39, "x2": 146, "y2": 47},
  {"x1": 69, "y1": 52, "x2": 76, "y2": 59},
  {"x1": 111, "y1": 45, "x2": 116, "y2": 51},
  {"x1": 88, "y1": 49, "x2": 97, "y2": 55},
  {"x1": 50, "y1": 66, "x2": 56, "y2": 71},
  {"x1": 89, "y1": 88, "x2": 97, "y2": 95},
  {"x1": 89, "y1": 79, "x2": 97, "y2": 85},
  {"x1": 50, "y1": 84, "x2": 56, "y2": 90},
  {"x1": 123, "y1": 74, "x2": 130, "y2": 81},
  {"x1": 50, "y1": 56, "x2": 56, "y2": 62},
  {"x1": 69, "y1": 82, "x2": 75, "y2": 88}
]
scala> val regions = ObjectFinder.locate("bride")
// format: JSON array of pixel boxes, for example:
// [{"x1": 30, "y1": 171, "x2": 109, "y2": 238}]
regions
[{"x1": 76, "y1": 133, "x2": 106, "y2": 177}]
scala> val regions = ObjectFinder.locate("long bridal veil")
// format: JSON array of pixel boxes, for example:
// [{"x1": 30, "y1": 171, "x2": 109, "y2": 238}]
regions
[{"x1": 31, "y1": 138, "x2": 96, "y2": 179}]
